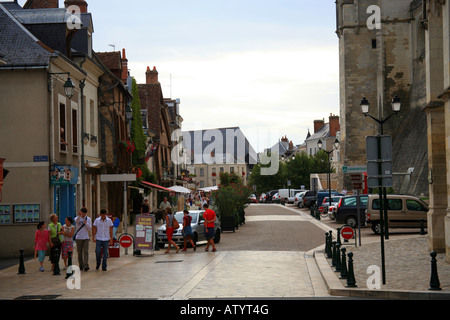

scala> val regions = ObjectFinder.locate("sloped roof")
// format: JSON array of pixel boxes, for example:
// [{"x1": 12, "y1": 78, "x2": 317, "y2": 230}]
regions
[
  {"x1": 307, "y1": 123, "x2": 330, "y2": 141},
  {"x1": 0, "y1": 4, "x2": 55, "y2": 66}
]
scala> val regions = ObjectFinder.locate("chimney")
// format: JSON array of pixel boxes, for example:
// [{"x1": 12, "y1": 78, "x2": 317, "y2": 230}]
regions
[
  {"x1": 146, "y1": 66, "x2": 159, "y2": 84},
  {"x1": 313, "y1": 119, "x2": 325, "y2": 133},
  {"x1": 64, "y1": 0, "x2": 88, "y2": 13},
  {"x1": 289, "y1": 140, "x2": 294, "y2": 150},
  {"x1": 329, "y1": 114, "x2": 340, "y2": 137},
  {"x1": 121, "y1": 48, "x2": 128, "y2": 84},
  {"x1": 24, "y1": 0, "x2": 59, "y2": 9}
]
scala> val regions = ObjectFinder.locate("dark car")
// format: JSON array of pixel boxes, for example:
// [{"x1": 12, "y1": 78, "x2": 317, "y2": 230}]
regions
[
  {"x1": 302, "y1": 190, "x2": 317, "y2": 207},
  {"x1": 266, "y1": 190, "x2": 278, "y2": 203},
  {"x1": 335, "y1": 194, "x2": 368, "y2": 227},
  {"x1": 316, "y1": 190, "x2": 341, "y2": 207}
]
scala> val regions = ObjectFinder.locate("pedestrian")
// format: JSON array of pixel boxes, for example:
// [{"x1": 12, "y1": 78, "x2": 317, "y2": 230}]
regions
[
  {"x1": 61, "y1": 217, "x2": 74, "y2": 270},
  {"x1": 181, "y1": 210, "x2": 196, "y2": 252},
  {"x1": 34, "y1": 221, "x2": 52, "y2": 272},
  {"x1": 112, "y1": 216, "x2": 120, "y2": 240},
  {"x1": 164, "y1": 207, "x2": 180, "y2": 254},
  {"x1": 74, "y1": 208, "x2": 91, "y2": 271},
  {"x1": 203, "y1": 204, "x2": 217, "y2": 252},
  {"x1": 92, "y1": 209, "x2": 113, "y2": 271},
  {"x1": 48, "y1": 214, "x2": 63, "y2": 271}
]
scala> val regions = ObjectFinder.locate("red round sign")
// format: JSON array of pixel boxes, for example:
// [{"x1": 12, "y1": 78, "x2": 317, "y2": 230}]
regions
[
  {"x1": 319, "y1": 206, "x2": 325, "y2": 213},
  {"x1": 341, "y1": 226, "x2": 355, "y2": 240},
  {"x1": 119, "y1": 234, "x2": 133, "y2": 248}
]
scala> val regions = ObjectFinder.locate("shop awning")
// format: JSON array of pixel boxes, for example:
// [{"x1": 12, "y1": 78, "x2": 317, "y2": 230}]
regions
[{"x1": 140, "y1": 181, "x2": 171, "y2": 192}]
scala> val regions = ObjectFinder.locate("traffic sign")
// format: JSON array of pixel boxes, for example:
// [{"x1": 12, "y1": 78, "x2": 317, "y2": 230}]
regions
[
  {"x1": 341, "y1": 226, "x2": 355, "y2": 240},
  {"x1": 119, "y1": 234, "x2": 133, "y2": 248},
  {"x1": 342, "y1": 165, "x2": 367, "y2": 173},
  {"x1": 366, "y1": 136, "x2": 392, "y2": 161}
]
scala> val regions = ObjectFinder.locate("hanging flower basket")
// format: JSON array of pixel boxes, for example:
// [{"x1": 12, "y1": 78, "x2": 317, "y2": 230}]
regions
[{"x1": 119, "y1": 140, "x2": 135, "y2": 154}]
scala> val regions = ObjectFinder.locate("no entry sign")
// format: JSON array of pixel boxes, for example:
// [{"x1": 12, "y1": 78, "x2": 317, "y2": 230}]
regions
[
  {"x1": 340, "y1": 226, "x2": 355, "y2": 240},
  {"x1": 119, "y1": 234, "x2": 133, "y2": 248}
]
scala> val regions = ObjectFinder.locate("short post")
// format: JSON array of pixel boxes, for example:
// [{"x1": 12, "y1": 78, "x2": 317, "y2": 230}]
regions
[
  {"x1": 53, "y1": 247, "x2": 61, "y2": 276},
  {"x1": 335, "y1": 243, "x2": 341, "y2": 272},
  {"x1": 420, "y1": 219, "x2": 426, "y2": 235},
  {"x1": 340, "y1": 247, "x2": 348, "y2": 279},
  {"x1": 18, "y1": 249, "x2": 26, "y2": 275},
  {"x1": 346, "y1": 252, "x2": 357, "y2": 288},
  {"x1": 324, "y1": 232, "x2": 329, "y2": 255},
  {"x1": 154, "y1": 231, "x2": 160, "y2": 251},
  {"x1": 331, "y1": 241, "x2": 337, "y2": 267},
  {"x1": 429, "y1": 251, "x2": 441, "y2": 291},
  {"x1": 326, "y1": 231, "x2": 333, "y2": 258},
  {"x1": 336, "y1": 227, "x2": 342, "y2": 246}
]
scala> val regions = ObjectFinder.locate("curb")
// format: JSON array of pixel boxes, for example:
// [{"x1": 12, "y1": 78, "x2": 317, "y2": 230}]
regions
[{"x1": 314, "y1": 251, "x2": 450, "y2": 300}]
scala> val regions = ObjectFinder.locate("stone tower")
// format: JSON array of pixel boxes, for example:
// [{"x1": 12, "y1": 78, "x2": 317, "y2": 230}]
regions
[{"x1": 336, "y1": 0, "x2": 429, "y2": 196}]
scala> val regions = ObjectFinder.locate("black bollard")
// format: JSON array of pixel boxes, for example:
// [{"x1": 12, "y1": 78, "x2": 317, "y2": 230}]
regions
[
  {"x1": 346, "y1": 252, "x2": 357, "y2": 288},
  {"x1": 326, "y1": 231, "x2": 333, "y2": 258},
  {"x1": 65, "y1": 251, "x2": 73, "y2": 279},
  {"x1": 331, "y1": 241, "x2": 337, "y2": 267},
  {"x1": 53, "y1": 247, "x2": 61, "y2": 276},
  {"x1": 18, "y1": 249, "x2": 26, "y2": 275},
  {"x1": 420, "y1": 219, "x2": 426, "y2": 235},
  {"x1": 335, "y1": 243, "x2": 341, "y2": 272},
  {"x1": 324, "y1": 232, "x2": 329, "y2": 255},
  {"x1": 340, "y1": 247, "x2": 347, "y2": 279},
  {"x1": 336, "y1": 227, "x2": 342, "y2": 247},
  {"x1": 429, "y1": 251, "x2": 441, "y2": 291},
  {"x1": 154, "y1": 231, "x2": 160, "y2": 251}
]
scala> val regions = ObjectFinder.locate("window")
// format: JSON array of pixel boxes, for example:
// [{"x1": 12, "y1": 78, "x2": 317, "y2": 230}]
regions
[
  {"x1": 59, "y1": 103, "x2": 67, "y2": 152},
  {"x1": 230, "y1": 167, "x2": 235, "y2": 173},
  {"x1": 406, "y1": 200, "x2": 426, "y2": 211},
  {"x1": 219, "y1": 167, "x2": 224, "y2": 173},
  {"x1": 72, "y1": 108, "x2": 78, "y2": 154},
  {"x1": 372, "y1": 199, "x2": 403, "y2": 210},
  {"x1": 199, "y1": 168, "x2": 204, "y2": 177}
]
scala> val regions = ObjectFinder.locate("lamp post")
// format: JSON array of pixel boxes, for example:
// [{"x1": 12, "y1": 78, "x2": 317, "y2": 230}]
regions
[
  {"x1": 317, "y1": 138, "x2": 340, "y2": 211},
  {"x1": 281, "y1": 154, "x2": 295, "y2": 203},
  {"x1": 360, "y1": 95, "x2": 401, "y2": 285}
]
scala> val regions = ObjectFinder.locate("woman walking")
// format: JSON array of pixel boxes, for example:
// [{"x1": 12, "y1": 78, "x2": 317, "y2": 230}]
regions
[
  {"x1": 61, "y1": 217, "x2": 75, "y2": 269},
  {"x1": 165, "y1": 207, "x2": 180, "y2": 254},
  {"x1": 34, "y1": 221, "x2": 52, "y2": 271},
  {"x1": 48, "y1": 214, "x2": 63, "y2": 271}
]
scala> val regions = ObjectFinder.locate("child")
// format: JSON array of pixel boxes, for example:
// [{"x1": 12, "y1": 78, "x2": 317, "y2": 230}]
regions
[
  {"x1": 181, "y1": 210, "x2": 196, "y2": 252},
  {"x1": 34, "y1": 221, "x2": 52, "y2": 272},
  {"x1": 61, "y1": 217, "x2": 75, "y2": 269}
]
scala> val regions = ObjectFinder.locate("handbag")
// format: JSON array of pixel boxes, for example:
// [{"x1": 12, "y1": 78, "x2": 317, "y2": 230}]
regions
[{"x1": 172, "y1": 217, "x2": 180, "y2": 229}]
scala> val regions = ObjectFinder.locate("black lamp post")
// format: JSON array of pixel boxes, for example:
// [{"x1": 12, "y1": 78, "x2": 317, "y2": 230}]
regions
[
  {"x1": 360, "y1": 95, "x2": 401, "y2": 285},
  {"x1": 317, "y1": 138, "x2": 340, "y2": 211}
]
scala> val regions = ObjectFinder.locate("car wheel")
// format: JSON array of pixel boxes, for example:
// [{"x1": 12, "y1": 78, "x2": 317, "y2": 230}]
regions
[
  {"x1": 344, "y1": 216, "x2": 358, "y2": 228},
  {"x1": 371, "y1": 222, "x2": 382, "y2": 235},
  {"x1": 214, "y1": 229, "x2": 221, "y2": 243}
]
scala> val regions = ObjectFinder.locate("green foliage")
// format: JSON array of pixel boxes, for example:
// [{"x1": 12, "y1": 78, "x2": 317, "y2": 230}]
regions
[
  {"x1": 130, "y1": 77, "x2": 147, "y2": 165},
  {"x1": 210, "y1": 172, "x2": 253, "y2": 217}
]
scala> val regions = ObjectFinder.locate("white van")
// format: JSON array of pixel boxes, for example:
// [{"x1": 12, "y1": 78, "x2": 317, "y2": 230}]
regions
[{"x1": 278, "y1": 189, "x2": 304, "y2": 203}]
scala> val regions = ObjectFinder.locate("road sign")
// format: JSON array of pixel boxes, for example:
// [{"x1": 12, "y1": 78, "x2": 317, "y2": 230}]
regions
[
  {"x1": 119, "y1": 234, "x2": 133, "y2": 248},
  {"x1": 366, "y1": 136, "x2": 392, "y2": 161},
  {"x1": 341, "y1": 226, "x2": 355, "y2": 240},
  {"x1": 342, "y1": 165, "x2": 367, "y2": 173}
]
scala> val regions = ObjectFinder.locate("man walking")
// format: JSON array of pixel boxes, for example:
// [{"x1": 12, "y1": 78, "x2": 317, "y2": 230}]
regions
[
  {"x1": 92, "y1": 209, "x2": 113, "y2": 271},
  {"x1": 74, "y1": 208, "x2": 91, "y2": 271},
  {"x1": 203, "y1": 204, "x2": 217, "y2": 252}
]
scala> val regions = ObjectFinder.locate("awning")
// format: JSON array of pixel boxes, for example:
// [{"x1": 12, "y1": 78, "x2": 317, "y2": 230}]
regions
[
  {"x1": 168, "y1": 185, "x2": 192, "y2": 194},
  {"x1": 140, "y1": 181, "x2": 171, "y2": 192}
]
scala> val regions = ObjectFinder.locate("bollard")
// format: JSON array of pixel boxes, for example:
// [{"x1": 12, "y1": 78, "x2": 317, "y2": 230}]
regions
[
  {"x1": 420, "y1": 219, "x2": 426, "y2": 235},
  {"x1": 429, "y1": 251, "x2": 441, "y2": 291},
  {"x1": 65, "y1": 251, "x2": 73, "y2": 279},
  {"x1": 331, "y1": 241, "x2": 337, "y2": 267},
  {"x1": 346, "y1": 252, "x2": 357, "y2": 288},
  {"x1": 154, "y1": 232, "x2": 160, "y2": 251},
  {"x1": 335, "y1": 243, "x2": 341, "y2": 272},
  {"x1": 326, "y1": 231, "x2": 333, "y2": 258},
  {"x1": 18, "y1": 249, "x2": 26, "y2": 275},
  {"x1": 324, "y1": 232, "x2": 329, "y2": 256},
  {"x1": 340, "y1": 247, "x2": 347, "y2": 279},
  {"x1": 336, "y1": 227, "x2": 342, "y2": 247},
  {"x1": 53, "y1": 247, "x2": 61, "y2": 276}
]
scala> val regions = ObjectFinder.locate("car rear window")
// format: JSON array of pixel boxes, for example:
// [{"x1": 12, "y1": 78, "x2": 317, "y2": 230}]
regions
[
  {"x1": 372, "y1": 199, "x2": 403, "y2": 210},
  {"x1": 342, "y1": 196, "x2": 367, "y2": 206}
]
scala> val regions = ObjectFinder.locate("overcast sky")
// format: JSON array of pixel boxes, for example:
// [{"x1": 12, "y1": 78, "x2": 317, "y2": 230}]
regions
[{"x1": 19, "y1": 0, "x2": 340, "y2": 152}]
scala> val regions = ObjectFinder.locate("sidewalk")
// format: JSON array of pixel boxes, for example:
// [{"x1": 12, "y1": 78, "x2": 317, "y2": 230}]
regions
[{"x1": 290, "y1": 205, "x2": 450, "y2": 299}]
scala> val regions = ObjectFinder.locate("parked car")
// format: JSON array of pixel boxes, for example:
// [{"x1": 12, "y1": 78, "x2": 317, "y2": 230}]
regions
[
  {"x1": 157, "y1": 210, "x2": 221, "y2": 248},
  {"x1": 259, "y1": 193, "x2": 267, "y2": 203},
  {"x1": 316, "y1": 190, "x2": 341, "y2": 207},
  {"x1": 248, "y1": 194, "x2": 257, "y2": 203},
  {"x1": 294, "y1": 191, "x2": 307, "y2": 208},
  {"x1": 365, "y1": 194, "x2": 428, "y2": 234},
  {"x1": 321, "y1": 196, "x2": 342, "y2": 220},
  {"x1": 335, "y1": 194, "x2": 369, "y2": 227},
  {"x1": 266, "y1": 190, "x2": 278, "y2": 203},
  {"x1": 272, "y1": 192, "x2": 281, "y2": 203},
  {"x1": 278, "y1": 189, "x2": 303, "y2": 203},
  {"x1": 302, "y1": 190, "x2": 317, "y2": 208}
]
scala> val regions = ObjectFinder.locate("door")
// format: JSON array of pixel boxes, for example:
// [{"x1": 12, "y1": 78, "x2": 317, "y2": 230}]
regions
[
  {"x1": 386, "y1": 198, "x2": 403, "y2": 228},
  {"x1": 54, "y1": 185, "x2": 76, "y2": 223},
  {"x1": 404, "y1": 199, "x2": 428, "y2": 228}
]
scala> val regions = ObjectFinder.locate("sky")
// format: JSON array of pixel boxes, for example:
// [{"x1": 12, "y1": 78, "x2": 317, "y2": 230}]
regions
[{"x1": 18, "y1": 0, "x2": 340, "y2": 152}]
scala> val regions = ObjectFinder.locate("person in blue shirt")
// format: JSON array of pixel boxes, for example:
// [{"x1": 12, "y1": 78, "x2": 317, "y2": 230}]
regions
[{"x1": 112, "y1": 216, "x2": 120, "y2": 240}]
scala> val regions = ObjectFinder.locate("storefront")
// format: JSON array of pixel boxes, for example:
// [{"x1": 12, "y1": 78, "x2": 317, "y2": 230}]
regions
[{"x1": 51, "y1": 165, "x2": 79, "y2": 223}]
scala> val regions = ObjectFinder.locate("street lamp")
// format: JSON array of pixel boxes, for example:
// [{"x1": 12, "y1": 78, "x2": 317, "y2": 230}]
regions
[
  {"x1": 48, "y1": 72, "x2": 75, "y2": 100},
  {"x1": 317, "y1": 138, "x2": 340, "y2": 213},
  {"x1": 360, "y1": 95, "x2": 401, "y2": 285}
]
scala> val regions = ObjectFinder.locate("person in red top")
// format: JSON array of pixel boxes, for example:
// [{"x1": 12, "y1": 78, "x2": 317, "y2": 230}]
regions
[{"x1": 203, "y1": 204, "x2": 217, "y2": 252}]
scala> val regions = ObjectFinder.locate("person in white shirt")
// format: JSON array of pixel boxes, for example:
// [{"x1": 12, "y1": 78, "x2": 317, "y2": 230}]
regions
[
  {"x1": 74, "y1": 208, "x2": 92, "y2": 271},
  {"x1": 92, "y1": 209, "x2": 113, "y2": 271}
]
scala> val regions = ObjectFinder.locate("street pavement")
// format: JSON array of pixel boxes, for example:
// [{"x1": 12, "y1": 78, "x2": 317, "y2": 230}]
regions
[{"x1": 0, "y1": 203, "x2": 449, "y2": 302}]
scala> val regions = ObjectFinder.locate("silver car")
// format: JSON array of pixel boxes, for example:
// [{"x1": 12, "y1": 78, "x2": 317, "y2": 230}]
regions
[{"x1": 157, "y1": 210, "x2": 221, "y2": 248}]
